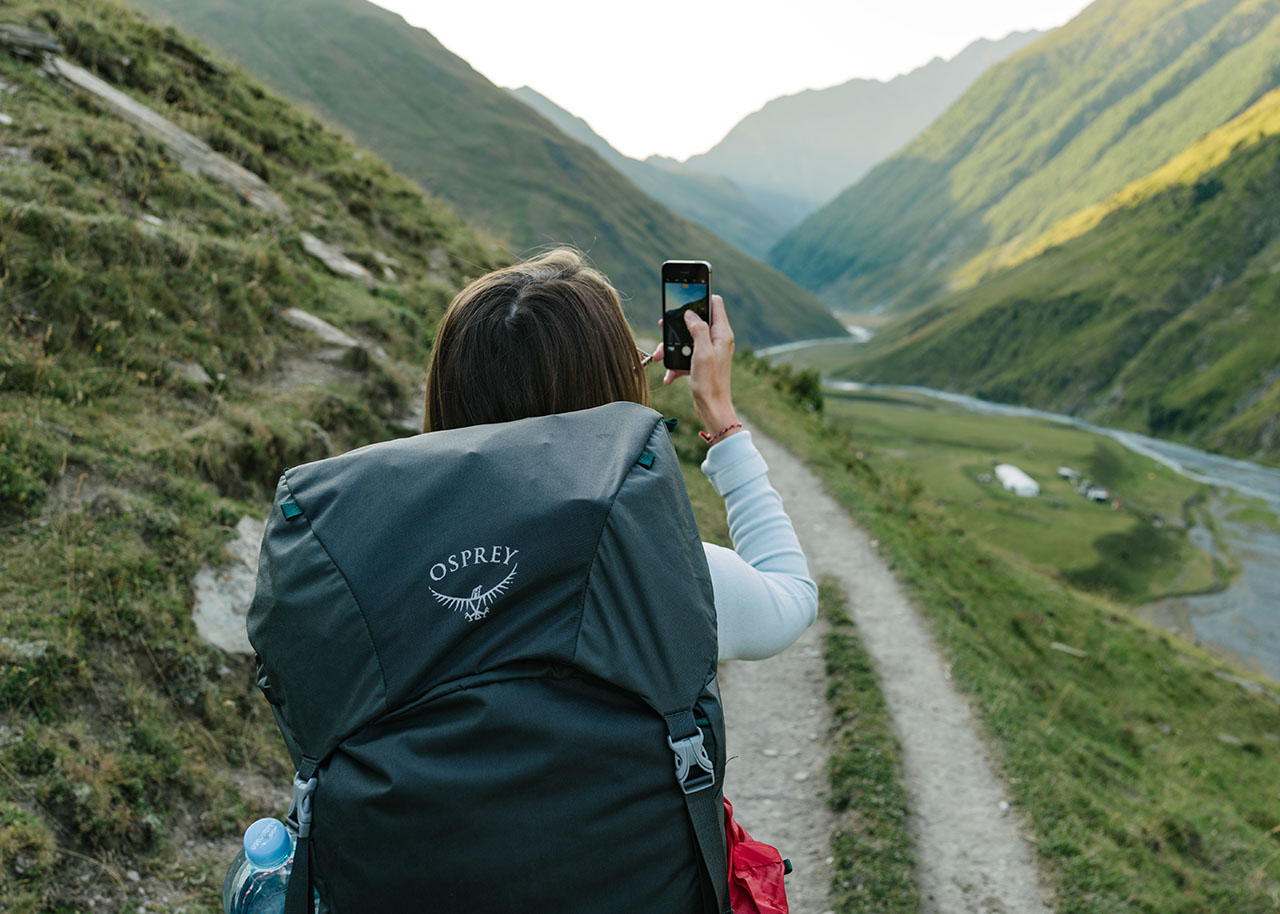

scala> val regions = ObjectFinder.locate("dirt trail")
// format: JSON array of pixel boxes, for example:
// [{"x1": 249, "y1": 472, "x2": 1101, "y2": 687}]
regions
[
  {"x1": 720, "y1": 609, "x2": 837, "y2": 913},
  {"x1": 720, "y1": 427, "x2": 1053, "y2": 914}
]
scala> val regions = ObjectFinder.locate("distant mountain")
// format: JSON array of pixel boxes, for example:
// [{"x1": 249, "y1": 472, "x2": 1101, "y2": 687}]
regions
[
  {"x1": 509, "y1": 86, "x2": 787, "y2": 258},
  {"x1": 128, "y1": 0, "x2": 845, "y2": 347},
  {"x1": 682, "y1": 31, "x2": 1042, "y2": 225},
  {"x1": 770, "y1": 0, "x2": 1280, "y2": 313},
  {"x1": 837, "y1": 86, "x2": 1280, "y2": 464}
]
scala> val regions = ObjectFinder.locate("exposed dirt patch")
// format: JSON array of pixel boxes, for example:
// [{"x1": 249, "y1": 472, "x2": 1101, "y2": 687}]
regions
[{"x1": 42, "y1": 463, "x2": 137, "y2": 520}]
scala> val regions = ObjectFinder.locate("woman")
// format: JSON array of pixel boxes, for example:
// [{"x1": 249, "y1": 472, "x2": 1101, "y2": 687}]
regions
[
  {"x1": 251, "y1": 248, "x2": 815, "y2": 914},
  {"x1": 424, "y1": 248, "x2": 817, "y2": 661}
]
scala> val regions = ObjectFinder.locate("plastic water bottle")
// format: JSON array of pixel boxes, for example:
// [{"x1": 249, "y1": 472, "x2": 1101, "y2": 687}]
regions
[{"x1": 223, "y1": 818, "x2": 294, "y2": 914}]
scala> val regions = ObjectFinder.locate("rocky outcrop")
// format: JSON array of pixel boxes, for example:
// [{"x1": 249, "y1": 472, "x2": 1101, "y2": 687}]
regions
[
  {"x1": 300, "y1": 232, "x2": 376, "y2": 286},
  {"x1": 191, "y1": 516, "x2": 265, "y2": 655},
  {"x1": 44, "y1": 55, "x2": 291, "y2": 219}
]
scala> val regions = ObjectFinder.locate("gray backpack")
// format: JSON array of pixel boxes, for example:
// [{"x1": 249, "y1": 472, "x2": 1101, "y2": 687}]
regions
[{"x1": 248, "y1": 403, "x2": 730, "y2": 913}]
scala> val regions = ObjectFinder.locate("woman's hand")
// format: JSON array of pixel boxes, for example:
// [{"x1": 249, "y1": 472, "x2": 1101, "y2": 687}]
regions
[{"x1": 653, "y1": 294, "x2": 741, "y2": 442}]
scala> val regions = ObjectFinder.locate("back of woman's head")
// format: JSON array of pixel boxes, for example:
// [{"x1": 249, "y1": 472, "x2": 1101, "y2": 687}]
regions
[{"x1": 424, "y1": 248, "x2": 648, "y2": 431}]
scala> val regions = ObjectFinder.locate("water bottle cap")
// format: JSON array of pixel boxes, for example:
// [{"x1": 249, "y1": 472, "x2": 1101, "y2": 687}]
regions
[{"x1": 243, "y1": 818, "x2": 291, "y2": 869}]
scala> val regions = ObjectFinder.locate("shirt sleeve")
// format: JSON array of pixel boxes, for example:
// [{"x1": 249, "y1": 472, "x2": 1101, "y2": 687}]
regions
[{"x1": 700, "y1": 430, "x2": 818, "y2": 661}]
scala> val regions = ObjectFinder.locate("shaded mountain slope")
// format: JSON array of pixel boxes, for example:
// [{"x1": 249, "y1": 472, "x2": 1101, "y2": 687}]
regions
[
  {"x1": 509, "y1": 85, "x2": 787, "y2": 258},
  {"x1": 839, "y1": 87, "x2": 1280, "y2": 464},
  {"x1": 772, "y1": 0, "x2": 1280, "y2": 313},
  {"x1": 129, "y1": 0, "x2": 846, "y2": 346}
]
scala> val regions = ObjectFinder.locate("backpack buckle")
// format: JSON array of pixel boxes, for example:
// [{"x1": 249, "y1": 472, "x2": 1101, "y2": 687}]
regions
[
  {"x1": 667, "y1": 728, "x2": 715, "y2": 795},
  {"x1": 287, "y1": 774, "x2": 318, "y2": 839}
]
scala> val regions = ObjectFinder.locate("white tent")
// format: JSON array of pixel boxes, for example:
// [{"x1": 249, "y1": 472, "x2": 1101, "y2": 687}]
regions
[{"x1": 995, "y1": 464, "x2": 1040, "y2": 497}]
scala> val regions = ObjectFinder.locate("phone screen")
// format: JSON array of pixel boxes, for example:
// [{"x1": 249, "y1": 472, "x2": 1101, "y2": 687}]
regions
[{"x1": 663, "y1": 279, "x2": 709, "y2": 367}]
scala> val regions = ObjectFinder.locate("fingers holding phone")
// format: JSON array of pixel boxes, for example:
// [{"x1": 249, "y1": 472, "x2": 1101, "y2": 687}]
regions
[
  {"x1": 658, "y1": 260, "x2": 739, "y2": 439},
  {"x1": 683, "y1": 295, "x2": 738, "y2": 436},
  {"x1": 658, "y1": 293, "x2": 739, "y2": 441}
]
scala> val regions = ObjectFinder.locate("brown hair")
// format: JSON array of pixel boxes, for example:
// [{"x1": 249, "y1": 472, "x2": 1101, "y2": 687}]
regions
[{"x1": 424, "y1": 248, "x2": 648, "y2": 431}]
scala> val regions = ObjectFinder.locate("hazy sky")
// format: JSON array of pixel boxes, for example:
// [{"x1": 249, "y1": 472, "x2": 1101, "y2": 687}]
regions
[{"x1": 371, "y1": 0, "x2": 1094, "y2": 160}]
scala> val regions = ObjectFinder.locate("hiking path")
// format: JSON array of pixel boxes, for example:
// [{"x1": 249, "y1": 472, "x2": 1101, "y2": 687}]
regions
[{"x1": 719, "y1": 426, "x2": 1054, "y2": 914}]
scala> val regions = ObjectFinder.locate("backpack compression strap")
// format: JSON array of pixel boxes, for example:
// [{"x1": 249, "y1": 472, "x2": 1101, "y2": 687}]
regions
[{"x1": 666, "y1": 710, "x2": 732, "y2": 914}]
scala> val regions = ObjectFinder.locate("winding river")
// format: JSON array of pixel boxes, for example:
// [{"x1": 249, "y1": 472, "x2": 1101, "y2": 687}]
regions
[{"x1": 820, "y1": 379, "x2": 1280, "y2": 682}]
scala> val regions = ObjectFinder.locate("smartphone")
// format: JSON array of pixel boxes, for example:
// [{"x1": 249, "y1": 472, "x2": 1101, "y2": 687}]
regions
[{"x1": 661, "y1": 260, "x2": 712, "y2": 372}]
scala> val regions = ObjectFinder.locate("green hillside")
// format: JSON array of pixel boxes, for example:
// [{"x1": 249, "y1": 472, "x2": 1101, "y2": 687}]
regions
[
  {"x1": 0, "y1": 0, "x2": 509, "y2": 908},
  {"x1": 509, "y1": 86, "x2": 788, "y2": 258},
  {"x1": 127, "y1": 0, "x2": 846, "y2": 347},
  {"x1": 837, "y1": 86, "x2": 1280, "y2": 464},
  {"x1": 772, "y1": 0, "x2": 1280, "y2": 313},
  {"x1": 684, "y1": 31, "x2": 1041, "y2": 225}
]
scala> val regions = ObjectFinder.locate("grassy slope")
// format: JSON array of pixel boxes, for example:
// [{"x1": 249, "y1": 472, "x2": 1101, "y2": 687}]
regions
[
  {"x1": 836, "y1": 87, "x2": 1280, "y2": 465},
  {"x1": 770, "y1": 0, "x2": 1280, "y2": 313},
  {"x1": 983, "y1": 83, "x2": 1280, "y2": 272},
  {"x1": 509, "y1": 86, "x2": 788, "y2": 259},
  {"x1": 731, "y1": 357, "x2": 1280, "y2": 914},
  {"x1": 127, "y1": 0, "x2": 846, "y2": 348},
  {"x1": 0, "y1": 1, "x2": 511, "y2": 909}
]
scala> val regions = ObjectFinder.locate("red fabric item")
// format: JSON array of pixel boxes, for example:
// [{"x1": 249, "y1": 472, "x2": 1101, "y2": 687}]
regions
[{"x1": 723, "y1": 797, "x2": 789, "y2": 914}]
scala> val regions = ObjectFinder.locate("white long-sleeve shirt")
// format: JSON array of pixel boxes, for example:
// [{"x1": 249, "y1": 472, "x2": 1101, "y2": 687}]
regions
[{"x1": 699, "y1": 431, "x2": 817, "y2": 660}]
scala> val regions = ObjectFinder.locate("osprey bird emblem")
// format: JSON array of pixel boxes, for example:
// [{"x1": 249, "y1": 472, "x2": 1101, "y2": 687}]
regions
[{"x1": 430, "y1": 564, "x2": 519, "y2": 622}]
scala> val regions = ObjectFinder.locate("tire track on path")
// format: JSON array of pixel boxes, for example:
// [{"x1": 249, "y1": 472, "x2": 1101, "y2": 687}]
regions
[{"x1": 723, "y1": 426, "x2": 1053, "y2": 914}]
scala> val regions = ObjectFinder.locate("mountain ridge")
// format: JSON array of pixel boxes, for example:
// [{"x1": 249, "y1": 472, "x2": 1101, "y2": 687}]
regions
[
  {"x1": 508, "y1": 85, "x2": 788, "y2": 258},
  {"x1": 681, "y1": 30, "x2": 1043, "y2": 226}
]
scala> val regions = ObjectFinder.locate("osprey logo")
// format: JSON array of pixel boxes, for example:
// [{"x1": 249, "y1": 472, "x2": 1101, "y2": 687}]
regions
[{"x1": 427, "y1": 546, "x2": 519, "y2": 622}]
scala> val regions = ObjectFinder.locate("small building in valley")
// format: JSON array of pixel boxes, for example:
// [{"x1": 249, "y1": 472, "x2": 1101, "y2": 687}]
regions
[{"x1": 995, "y1": 464, "x2": 1040, "y2": 497}]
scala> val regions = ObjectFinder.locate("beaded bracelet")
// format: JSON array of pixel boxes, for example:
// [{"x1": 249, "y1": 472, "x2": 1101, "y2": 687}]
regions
[{"x1": 699, "y1": 422, "x2": 742, "y2": 445}]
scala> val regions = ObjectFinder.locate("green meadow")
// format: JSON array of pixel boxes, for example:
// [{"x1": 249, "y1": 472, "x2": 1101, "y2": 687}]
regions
[
  {"x1": 1222, "y1": 491, "x2": 1280, "y2": 534},
  {"x1": 821, "y1": 387, "x2": 1222, "y2": 604},
  {"x1": 765, "y1": 339, "x2": 868, "y2": 376}
]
